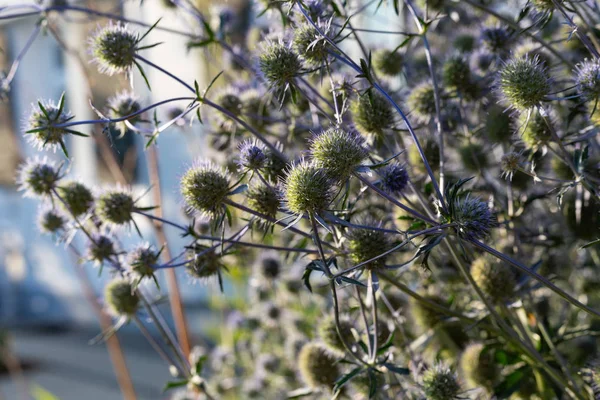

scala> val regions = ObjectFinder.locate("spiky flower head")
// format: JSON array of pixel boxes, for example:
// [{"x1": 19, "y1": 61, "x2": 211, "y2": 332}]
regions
[
  {"x1": 575, "y1": 59, "x2": 600, "y2": 101},
  {"x1": 480, "y1": 25, "x2": 513, "y2": 54},
  {"x1": 520, "y1": 108, "x2": 553, "y2": 149},
  {"x1": 422, "y1": 363, "x2": 461, "y2": 400},
  {"x1": 106, "y1": 90, "x2": 141, "y2": 136},
  {"x1": 181, "y1": 161, "x2": 231, "y2": 217},
  {"x1": 186, "y1": 245, "x2": 224, "y2": 280},
  {"x1": 437, "y1": 183, "x2": 496, "y2": 241},
  {"x1": 57, "y1": 181, "x2": 94, "y2": 217},
  {"x1": 216, "y1": 89, "x2": 243, "y2": 116},
  {"x1": 471, "y1": 257, "x2": 516, "y2": 302},
  {"x1": 348, "y1": 222, "x2": 393, "y2": 270},
  {"x1": 17, "y1": 157, "x2": 63, "y2": 197},
  {"x1": 246, "y1": 182, "x2": 281, "y2": 220},
  {"x1": 442, "y1": 55, "x2": 472, "y2": 93},
  {"x1": 127, "y1": 243, "x2": 160, "y2": 279},
  {"x1": 373, "y1": 49, "x2": 404, "y2": 77},
  {"x1": 37, "y1": 205, "x2": 67, "y2": 235},
  {"x1": 25, "y1": 97, "x2": 74, "y2": 153},
  {"x1": 500, "y1": 152, "x2": 523, "y2": 180},
  {"x1": 379, "y1": 163, "x2": 409, "y2": 195},
  {"x1": 104, "y1": 279, "x2": 140, "y2": 317},
  {"x1": 298, "y1": 342, "x2": 340, "y2": 389},
  {"x1": 283, "y1": 161, "x2": 334, "y2": 215},
  {"x1": 259, "y1": 41, "x2": 302, "y2": 89},
  {"x1": 318, "y1": 316, "x2": 355, "y2": 355},
  {"x1": 96, "y1": 189, "x2": 136, "y2": 226},
  {"x1": 407, "y1": 82, "x2": 437, "y2": 122},
  {"x1": 498, "y1": 56, "x2": 551, "y2": 110},
  {"x1": 310, "y1": 127, "x2": 367, "y2": 181},
  {"x1": 90, "y1": 23, "x2": 139, "y2": 75},
  {"x1": 350, "y1": 91, "x2": 395, "y2": 138},
  {"x1": 293, "y1": 22, "x2": 330, "y2": 66},
  {"x1": 458, "y1": 142, "x2": 488, "y2": 172},
  {"x1": 531, "y1": 0, "x2": 561, "y2": 12},
  {"x1": 88, "y1": 234, "x2": 117, "y2": 264},
  {"x1": 257, "y1": 257, "x2": 281, "y2": 280},
  {"x1": 460, "y1": 343, "x2": 498, "y2": 389},
  {"x1": 237, "y1": 140, "x2": 267, "y2": 172}
]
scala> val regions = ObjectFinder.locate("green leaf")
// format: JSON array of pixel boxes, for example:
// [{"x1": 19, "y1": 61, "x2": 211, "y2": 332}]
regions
[
  {"x1": 134, "y1": 60, "x2": 152, "y2": 91},
  {"x1": 333, "y1": 367, "x2": 363, "y2": 392},
  {"x1": 383, "y1": 363, "x2": 410, "y2": 375},
  {"x1": 137, "y1": 18, "x2": 162, "y2": 44},
  {"x1": 581, "y1": 238, "x2": 600, "y2": 249},
  {"x1": 56, "y1": 92, "x2": 66, "y2": 119},
  {"x1": 493, "y1": 367, "x2": 528, "y2": 398},
  {"x1": 38, "y1": 101, "x2": 50, "y2": 119},
  {"x1": 163, "y1": 380, "x2": 189, "y2": 392}
]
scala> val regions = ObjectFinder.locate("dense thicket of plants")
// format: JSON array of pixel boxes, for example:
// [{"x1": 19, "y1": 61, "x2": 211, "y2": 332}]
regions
[{"x1": 5, "y1": 0, "x2": 600, "y2": 398}]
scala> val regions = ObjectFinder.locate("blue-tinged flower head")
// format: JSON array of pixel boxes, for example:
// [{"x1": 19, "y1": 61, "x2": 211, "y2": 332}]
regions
[
  {"x1": 17, "y1": 157, "x2": 63, "y2": 198},
  {"x1": 127, "y1": 242, "x2": 160, "y2": 280},
  {"x1": 576, "y1": 58, "x2": 600, "y2": 101},
  {"x1": 379, "y1": 162, "x2": 409, "y2": 195},
  {"x1": 87, "y1": 233, "x2": 117, "y2": 265},
  {"x1": 237, "y1": 139, "x2": 267, "y2": 172},
  {"x1": 37, "y1": 204, "x2": 68, "y2": 235}
]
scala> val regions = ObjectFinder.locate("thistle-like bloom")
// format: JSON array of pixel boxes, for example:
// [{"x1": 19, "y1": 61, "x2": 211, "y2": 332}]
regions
[
  {"x1": 17, "y1": 157, "x2": 63, "y2": 198},
  {"x1": 442, "y1": 55, "x2": 472, "y2": 94},
  {"x1": 471, "y1": 257, "x2": 516, "y2": 302},
  {"x1": 283, "y1": 161, "x2": 334, "y2": 216},
  {"x1": 259, "y1": 41, "x2": 302, "y2": 90},
  {"x1": 407, "y1": 82, "x2": 437, "y2": 122},
  {"x1": 347, "y1": 222, "x2": 393, "y2": 270},
  {"x1": 127, "y1": 243, "x2": 160, "y2": 280},
  {"x1": 480, "y1": 25, "x2": 513, "y2": 54},
  {"x1": 57, "y1": 181, "x2": 95, "y2": 218},
  {"x1": 186, "y1": 244, "x2": 224, "y2": 280},
  {"x1": 379, "y1": 163, "x2": 409, "y2": 194},
  {"x1": 500, "y1": 152, "x2": 523, "y2": 180},
  {"x1": 104, "y1": 279, "x2": 140, "y2": 317},
  {"x1": 460, "y1": 343, "x2": 498, "y2": 389},
  {"x1": 520, "y1": 108, "x2": 553, "y2": 149},
  {"x1": 438, "y1": 192, "x2": 496, "y2": 241},
  {"x1": 373, "y1": 49, "x2": 404, "y2": 77},
  {"x1": 309, "y1": 127, "x2": 367, "y2": 181},
  {"x1": 37, "y1": 205, "x2": 67, "y2": 235},
  {"x1": 87, "y1": 234, "x2": 117, "y2": 265},
  {"x1": 298, "y1": 342, "x2": 340, "y2": 389},
  {"x1": 293, "y1": 22, "x2": 331, "y2": 66},
  {"x1": 237, "y1": 140, "x2": 267, "y2": 172},
  {"x1": 498, "y1": 56, "x2": 551, "y2": 110},
  {"x1": 318, "y1": 316, "x2": 354, "y2": 355},
  {"x1": 106, "y1": 90, "x2": 142, "y2": 136},
  {"x1": 350, "y1": 91, "x2": 395, "y2": 137},
  {"x1": 246, "y1": 182, "x2": 281, "y2": 220},
  {"x1": 575, "y1": 59, "x2": 600, "y2": 101},
  {"x1": 96, "y1": 188, "x2": 137, "y2": 227},
  {"x1": 181, "y1": 161, "x2": 231, "y2": 217},
  {"x1": 25, "y1": 98, "x2": 75, "y2": 154},
  {"x1": 90, "y1": 23, "x2": 139, "y2": 75},
  {"x1": 422, "y1": 363, "x2": 461, "y2": 400}
]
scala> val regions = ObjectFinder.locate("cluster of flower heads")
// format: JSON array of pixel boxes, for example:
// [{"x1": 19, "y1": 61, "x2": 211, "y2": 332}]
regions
[{"x1": 12, "y1": 0, "x2": 600, "y2": 398}]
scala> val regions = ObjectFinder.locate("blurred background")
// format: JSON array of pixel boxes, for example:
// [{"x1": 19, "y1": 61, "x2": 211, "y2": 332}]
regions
[{"x1": 0, "y1": 0, "x2": 396, "y2": 398}]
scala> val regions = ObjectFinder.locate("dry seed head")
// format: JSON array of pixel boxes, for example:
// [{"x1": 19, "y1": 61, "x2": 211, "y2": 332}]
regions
[{"x1": 460, "y1": 343, "x2": 498, "y2": 389}]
